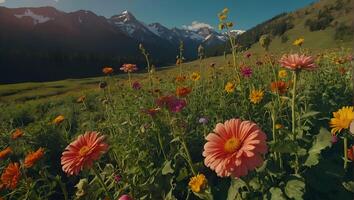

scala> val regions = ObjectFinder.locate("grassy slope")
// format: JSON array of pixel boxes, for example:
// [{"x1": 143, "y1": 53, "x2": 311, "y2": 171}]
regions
[
  {"x1": 248, "y1": 0, "x2": 353, "y2": 54},
  {"x1": 0, "y1": 0, "x2": 352, "y2": 103}
]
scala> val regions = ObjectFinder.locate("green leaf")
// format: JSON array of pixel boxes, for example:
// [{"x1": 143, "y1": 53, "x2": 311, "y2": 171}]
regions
[
  {"x1": 227, "y1": 178, "x2": 246, "y2": 200},
  {"x1": 176, "y1": 167, "x2": 188, "y2": 181},
  {"x1": 304, "y1": 128, "x2": 332, "y2": 167},
  {"x1": 162, "y1": 160, "x2": 174, "y2": 175},
  {"x1": 270, "y1": 140, "x2": 298, "y2": 153},
  {"x1": 285, "y1": 179, "x2": 305, "y2": 200},
  {"x1": 301, "y1": 111, "x2": 320, "y2": 119},
  {"x1": 342, "y1": 181, "x2": 354, "y2": 193},
  {"x1": 269, "y1": 187, "x2": 286, "y2": 200}
]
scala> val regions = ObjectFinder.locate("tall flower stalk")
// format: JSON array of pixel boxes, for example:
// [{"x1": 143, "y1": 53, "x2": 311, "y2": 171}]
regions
[
  {"x1": 140, "y1": 44, "x2": 153, "y2": 91},
  {"x1": 279, "y1": 53, "x2": 316, "y2": 174}
]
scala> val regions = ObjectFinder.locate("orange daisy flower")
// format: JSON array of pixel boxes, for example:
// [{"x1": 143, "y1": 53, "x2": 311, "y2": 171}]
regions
[
  {"x1": 0, "y1": 147, "x2": 12, "y2": 159},
  {"x1": 176, "y1": 87, "x2": 192, "y2": 97},
  {"x1": 24, "y1": 148, "x2": 45, "y2": 168},
  {"x1": 53, "y1": 115, "x2": 65, "y2": 125},
  {"x1": 77, "y1": 95, "x2": 86, "y2": 103},
  {"x1": 120, "y1": 64, "x2": 138, "y2": 73},
  {"x1": 270, "y1": 81, "x2": 288, "y2": 95},
  {"x1": 12, "y1": 129, "x2": 24, "y2": 140},
  {"x1": 0, "y1": 162, "x2": 21, "y2": 190},
  {"x1": 102, "y1": 67, "x2": 114, "y2": 75},
  {"x1": 61, "y1": 131, "x2": 108, "y2": 176}
]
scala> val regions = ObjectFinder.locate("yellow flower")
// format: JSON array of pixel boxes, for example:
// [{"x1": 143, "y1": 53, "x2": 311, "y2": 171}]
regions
[
  {"x1": 226, "y1": 22, "x2": 233, "y2": 28},
  {"x1": 218, "y1": 14, "x2": 227, "y2": 21},
  {"x1": 190, "y1": 72, "x2": 201, "y2": 81},
  {"x1": 293, "y1": 38, "x2": 304, "y2": 46},
  {"x1": 218, "y1": 23, "x2": 225, "y2": 30},
  {"x1": 330, "y1": 106, "x2": 354, "y2": 135},
  {"x1": 221, "y1": 8, "x2": 229, "y2": 14},
  {"x1": 278, "y1": 70, "x2": 288, "y2": 79},
  {"x1": 188, "y1": 174, "x2": 207, "y2": 193},
  {"x1": 53, "y1": 115, "x2": 65, "y2": 125},
  {"x1": 249, "y1": 89, "x2": 264, "y2": 104},
  {"x1": 275, "y1": 124, "x2": 284, "y2": 130},
  {"x1": 225, "y1": 82, "x2": 235, "y2": 93}
]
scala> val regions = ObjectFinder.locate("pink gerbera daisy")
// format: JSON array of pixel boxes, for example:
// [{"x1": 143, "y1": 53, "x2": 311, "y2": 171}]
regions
[
  {"x1": 279, "y1": 54, "x2": 316, "y2": 71},
  {"x1": 203, "y1": 119, "x2": 267, "y2": 178},
  {"x1": 120, "y1": 64, "x2": 138, "y2": 73},
  {"x1": 61, "y1": 131, "x2": 108, "y2": 176}
]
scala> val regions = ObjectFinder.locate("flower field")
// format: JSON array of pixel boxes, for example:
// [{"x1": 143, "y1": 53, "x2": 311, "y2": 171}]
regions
[{"x1": 1, "y1": 8, "x2": 354, "y2": 200}]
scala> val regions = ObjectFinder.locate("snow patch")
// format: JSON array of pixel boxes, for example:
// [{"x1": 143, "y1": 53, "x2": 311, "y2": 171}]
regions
[
  {"x1": 15, "y1": 9, "x2": 52, "y2": 25},
  {"x1": 147, "y1": 24, "x2": 161, "y2": 37}
]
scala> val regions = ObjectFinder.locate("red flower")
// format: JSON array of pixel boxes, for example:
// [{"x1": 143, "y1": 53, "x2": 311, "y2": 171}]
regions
[
  {"x1": 176, "y1": 87, "x2": 192, "y2": 97},
  {"x1": 0, "y1": 162, "x2": 21, "y2": 190}
]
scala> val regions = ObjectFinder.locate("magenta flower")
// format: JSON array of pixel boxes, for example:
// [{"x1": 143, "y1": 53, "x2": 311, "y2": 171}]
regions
[
  {"x1": 156, "y1": 95, "x2": 186, "y2": 113},
  {"x1": 114, "y1": 175, "x2": 121, "y2": 183},
  {"x1": 119, "y1": 194, "x2": 133, "y2": 200},
  {"x1": 132, "y1": 81, "x2": 141, "y2": 90},
  {"x1": 241, "y1": 66, "x2": 253, "y2": 78}
]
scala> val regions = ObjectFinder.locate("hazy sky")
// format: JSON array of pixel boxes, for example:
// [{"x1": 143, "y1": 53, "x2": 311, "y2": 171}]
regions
[{"x1": 0, "y1": 0, "x2": 316, "y2": 30}]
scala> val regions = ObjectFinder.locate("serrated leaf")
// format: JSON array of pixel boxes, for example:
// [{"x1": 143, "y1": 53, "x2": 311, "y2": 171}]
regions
[
  {"x1": 269, "y1": 187, "x2": 286, "y2": 200},
  {"x1": 227, "y1": 178, "x2": 246, "y2": 200},
  {"x1": 285, "y1": 179, "x2": 305, "y2": 200},
  {"x1": 342, "y1": 181, "x2": 354, "y2": 193},
  {"x1": 304, "y1": 128, "x2": 332, "y2": 167},
  {"x1": 162, "y1": 160, "x2": 174, "y2": 175}
]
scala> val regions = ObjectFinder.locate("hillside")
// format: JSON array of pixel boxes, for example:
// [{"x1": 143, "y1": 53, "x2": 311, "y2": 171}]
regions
[{"x1": 240, "y1": 0, "x2": 353, "y2": 53}]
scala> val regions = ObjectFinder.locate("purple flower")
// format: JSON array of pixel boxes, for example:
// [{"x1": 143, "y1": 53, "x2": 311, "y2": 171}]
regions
[
  {"x1": 241, "y1": 66, "x2": 253, "y2": 78},
  {"x1": 119, "y1": 194, "x2": 133, "y2": 200},
  {"x1": 168, "y1": 98, "x2": 186, "y2": 113},
  {"x1": 114, "y1": 175, "x2": 121, "y2": 183},
  {"x1": 198, "y1": 117, "x2": 209, "y2": 125},
  {"x1": 331, "y1": 135, "x2": 338, "y2": 144},
  {"x1": 132, "y1": 81, "x2": 141, "y2": 90},
  {"x1": 156, "y1": 95, "x2": 186, "y2": 113}
]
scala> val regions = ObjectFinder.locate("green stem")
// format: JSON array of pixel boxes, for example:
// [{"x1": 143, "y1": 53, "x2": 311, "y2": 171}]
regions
[
  {"x1": 157, "y1": 129, "x2": 167, "y2": 160},
  {"x1": 128, "y1": 72, "x2": 132, "y2": 87},
  {"x1": 291, "y1": 71, "x2": 299, "y2": 174},
  {"x1": 93, "y1": 165, "x2": 114, "y2": 200},
  {"x1": 344, "y1": 137, "x2": 348, "y2": 169},
  {"x1": 271, "y1": 112, "x2": 278, "y2": 161},
  {"x1": 181, "y1": 139, "x2": 196, "y2": 175}
]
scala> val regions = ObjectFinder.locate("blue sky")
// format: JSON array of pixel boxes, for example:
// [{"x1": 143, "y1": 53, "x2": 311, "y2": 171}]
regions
[{"x1": 0, "y1": 0, "x2": 315, "y2": 30}]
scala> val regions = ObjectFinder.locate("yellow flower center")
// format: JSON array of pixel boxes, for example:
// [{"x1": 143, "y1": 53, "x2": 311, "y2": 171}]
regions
[
  {"x1": 224, "y1": 137, "x2": 241, "y2": 153},
  {"x1": 79, "y1": 146, "x2": 90, "y2": 156}
]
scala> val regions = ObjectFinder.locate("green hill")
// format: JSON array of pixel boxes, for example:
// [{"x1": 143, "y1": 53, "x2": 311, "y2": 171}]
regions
[
  {"x1": 238, "y1": 0, "x2": 353, "y2": 53},
  {"x1": 206, "y1": 0, "x2": 353, "y2": 56}
]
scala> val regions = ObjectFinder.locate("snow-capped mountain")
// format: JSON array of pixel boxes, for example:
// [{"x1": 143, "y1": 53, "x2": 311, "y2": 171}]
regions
[
  {"x1": 109, "y1": 10, "x2": 161, "y2": 42},
  {"x1": 0, "y1": 6, "x2": 245, "y2": 82},
  {"x1": 109, "y1": 10, "x2": 242, "y2": 48}
]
